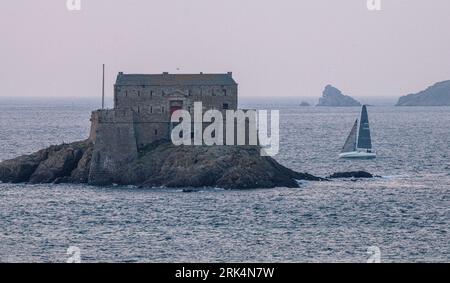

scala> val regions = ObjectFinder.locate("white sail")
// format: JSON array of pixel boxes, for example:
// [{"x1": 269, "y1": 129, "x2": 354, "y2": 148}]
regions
[{"x1": 341, "y1": 119, "x2": 358, "y2": 153}]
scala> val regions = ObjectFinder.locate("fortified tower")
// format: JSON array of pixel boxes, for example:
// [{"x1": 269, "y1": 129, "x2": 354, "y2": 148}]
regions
[{"x1": 88, "y1": 72, "x2": 238, "y2": 185}]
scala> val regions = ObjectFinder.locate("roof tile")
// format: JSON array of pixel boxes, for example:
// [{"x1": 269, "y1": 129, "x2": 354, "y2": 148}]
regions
[{"x1": 115, "y1": 73, "x2": 236, "y2": 86}]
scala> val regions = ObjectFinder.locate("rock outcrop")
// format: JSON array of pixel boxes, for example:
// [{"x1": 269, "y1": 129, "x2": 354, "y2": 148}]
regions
[
  {"x1": 328, "y1": 171, "x2": 373, "y2": 179},
  {"x1": 0, "y1": 141, "x2": 92, "y2": 184},
  {"x1": 317, "y1": 85, "x2": 361, "y2": 107},
  {"x1": 396, "y1": 80, "x2": 450, "y2": 106},
  {"x1": 0, "y1": 140, "x2": 324, "y2": 189},
  {"x1": 121, "y1": 142, "x2": 323, "y2": 189}
]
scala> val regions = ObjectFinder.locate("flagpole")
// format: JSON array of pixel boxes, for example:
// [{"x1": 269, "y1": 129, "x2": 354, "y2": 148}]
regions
[{"x1": 102, "y1": 64, "x2": 105, "y2": 109}]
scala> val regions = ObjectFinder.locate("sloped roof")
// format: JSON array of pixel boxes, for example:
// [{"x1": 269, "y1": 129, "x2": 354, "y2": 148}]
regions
[{"x1": 115, "y1": 72, "x2": 237, "y2": 86}]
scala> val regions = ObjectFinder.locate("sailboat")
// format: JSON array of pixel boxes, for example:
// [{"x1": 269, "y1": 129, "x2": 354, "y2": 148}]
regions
[{"x1": 339, "y1": 105, "x2": 376, "y2": 159}]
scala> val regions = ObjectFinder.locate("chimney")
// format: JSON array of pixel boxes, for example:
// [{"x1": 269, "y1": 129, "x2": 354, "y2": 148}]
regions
[
  {"x1": 118, "y1": 72, "x2": 123, "y2": 75},
  {"x1": 162, "y1": 72, "x2": 169, "y2": 75},
  {"x1": 227, "y1": 72, "x2": 232, "y2": 77},
  {"x1": 200, "y1": 72, "x2": 203, "y2": 75}
]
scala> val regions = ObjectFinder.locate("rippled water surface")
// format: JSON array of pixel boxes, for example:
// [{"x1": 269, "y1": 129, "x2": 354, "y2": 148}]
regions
[{"x1": 0, "y1": 98, "x2": 449, "y2": 262}]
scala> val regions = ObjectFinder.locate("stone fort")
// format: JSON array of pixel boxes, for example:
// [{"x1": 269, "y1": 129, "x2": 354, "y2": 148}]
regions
[{"x1": 88, "y1": 72, "x2": 239, "y2": 184}]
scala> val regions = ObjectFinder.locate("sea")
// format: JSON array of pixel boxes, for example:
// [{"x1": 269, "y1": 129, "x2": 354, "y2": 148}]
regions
[{"x1": 0, "y1": 97, "x2": 449, "y2": 262}]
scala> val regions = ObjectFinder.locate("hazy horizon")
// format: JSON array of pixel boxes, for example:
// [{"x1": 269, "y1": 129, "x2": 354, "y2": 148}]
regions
[
  {"x1": 1, "y1": 0, "x2": 450, "y2": 100},
  {"x1": 0, "y1": 94, "x2": 407, "y2": 108}
]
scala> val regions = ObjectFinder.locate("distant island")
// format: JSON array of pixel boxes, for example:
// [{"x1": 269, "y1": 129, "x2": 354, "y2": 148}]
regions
[
  {"x1": 396, "y1": 80, "x2": 450, "y2": 106},
  {"x1": 317, "y1": 85, "x2": 361, "y2": 107},
  {"x1": 300, "y1": 101, "x2": 310, "y2": 107}
]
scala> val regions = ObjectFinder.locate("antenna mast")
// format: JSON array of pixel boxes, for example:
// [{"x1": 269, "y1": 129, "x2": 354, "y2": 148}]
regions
[{"x1": 102, "y1": 64, "x2": 105, "y2": 109}]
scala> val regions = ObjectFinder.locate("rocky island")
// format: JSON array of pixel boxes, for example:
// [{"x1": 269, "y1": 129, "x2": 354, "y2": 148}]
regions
[
  {"x1": 0, "y1": 72, "x2": 325, "y2": 189},
  {"x1": 0, "y1": 140, "x2": 324, "y2": 189},
  {"x1": 0, "y1": 72, "x2": 373, "y2": 190},
  {"x1": 396, "y1": 80, "x2": 450, "y2": 106},
  {"x1": 317, "y1": 85, "x2": 361, "y2": 107}
]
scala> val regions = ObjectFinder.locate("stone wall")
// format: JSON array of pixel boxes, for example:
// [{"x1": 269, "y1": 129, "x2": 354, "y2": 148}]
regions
[
  {"x1": 87, "y1": 110, "x2": 258, "y2": 184},
  {"x1": 88, "y1": 109, "x2": 138, "y2": 185},
  {"x1": 110, "y1": 82, "x2": 238, "y2": 148},
  {"x1": 114, "y1": 85, "x2": 238, "y2": 114}
]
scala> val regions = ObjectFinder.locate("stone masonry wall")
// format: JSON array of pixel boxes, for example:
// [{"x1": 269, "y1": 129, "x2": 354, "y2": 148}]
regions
[
  {"x1": 88, "y1": 109, "x2": 138, "y2": 185},
  {"x1": 114, "y1": 85, "x2": 238, "y2": 114}
]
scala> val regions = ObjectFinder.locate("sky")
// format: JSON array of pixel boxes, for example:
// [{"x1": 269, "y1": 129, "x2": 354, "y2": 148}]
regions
[{"x1": 1, "y1": 0, "x2": 450, "y2": 103}]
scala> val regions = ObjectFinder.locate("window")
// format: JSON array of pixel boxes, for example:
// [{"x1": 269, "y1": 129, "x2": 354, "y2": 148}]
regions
[
  {"x1": 154, "y1": 129, "x2": 158, "y2": 135},
  {"x1": 125, "y1": 91, "x2": 128, "y2": 97},
  {"x1": 223, "y1": 103, "x2": 229, "y2": 110},
  {"x1": 150, "y1": 91, "x2": 153, "y2": 98},
  {"x1": 162, "y1": 106, "x2": 165, "y2": 113},
  {"x1": 150, "y1": 106, "x2": 153, "y2": 113},
  {"x1": 138, "y1": 91, "x2": 141, "y2": 97},
  {"x1": 223, "y1": 89, "x2": 227, "y2": 96}
]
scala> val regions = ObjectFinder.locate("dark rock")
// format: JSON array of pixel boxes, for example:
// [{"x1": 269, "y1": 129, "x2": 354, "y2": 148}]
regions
[
  {"x1": 0, "y1": 140, "x2": 92, "y2": 184},
  {"x1": 0, "y1": 149, "x2": 48, "y2": 183},
  {"x1": 396, "y1": 80, "x2": 450, "y2": 106},
  {"x1": 68, "y1": 144, "x2": 93, "y2": 183},
  {"x1": 328, "y1": 171, "x2": 373, "y2": 179},
  {"x1": 29, "y1": 147, "x2": 82, "y2": 183},
  {"x1": 0, "y1": 140, "x2": 321, "y2": 189},
  {"x1": 317, "y1": 85, "x2": 361, "y2": 107},
  {"x1": 120, "y1": 142, "x2": 323, "y2": 189},
  {"x1": 2, "y1": 139, "x2": 378, "y2": 189}
]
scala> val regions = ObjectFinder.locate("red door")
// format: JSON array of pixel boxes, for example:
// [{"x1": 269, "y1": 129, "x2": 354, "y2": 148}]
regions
[{"x1": 170, "y1": 105, "x2": 182, "y2": 115}]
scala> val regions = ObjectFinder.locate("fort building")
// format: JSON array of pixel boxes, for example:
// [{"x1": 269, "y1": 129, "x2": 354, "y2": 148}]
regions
[
  {"x1": 88, "y1": 72, "x2": 240, "y2": 184},
  {"x1": 90, "y1": 72, "x2": 238, "y2": 146}
]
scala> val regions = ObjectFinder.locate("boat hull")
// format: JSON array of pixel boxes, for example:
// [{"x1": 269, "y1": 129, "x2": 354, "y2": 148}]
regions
[{"x1": 339, "y1": 151, "x2": 376, "y2": 159}]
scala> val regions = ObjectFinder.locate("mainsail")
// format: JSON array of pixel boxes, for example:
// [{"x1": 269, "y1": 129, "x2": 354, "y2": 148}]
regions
[
  {"x1": 341, "y1": 119, "x2": 358, "y2": 153},
  {"x1": 357, "y1": 105, "x2": 372, "y2": 149}
]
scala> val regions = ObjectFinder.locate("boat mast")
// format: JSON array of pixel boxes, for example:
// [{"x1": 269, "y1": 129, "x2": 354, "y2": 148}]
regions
[{"x1": 356, "y1": 114, "x2": 360, "y2": 146}]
